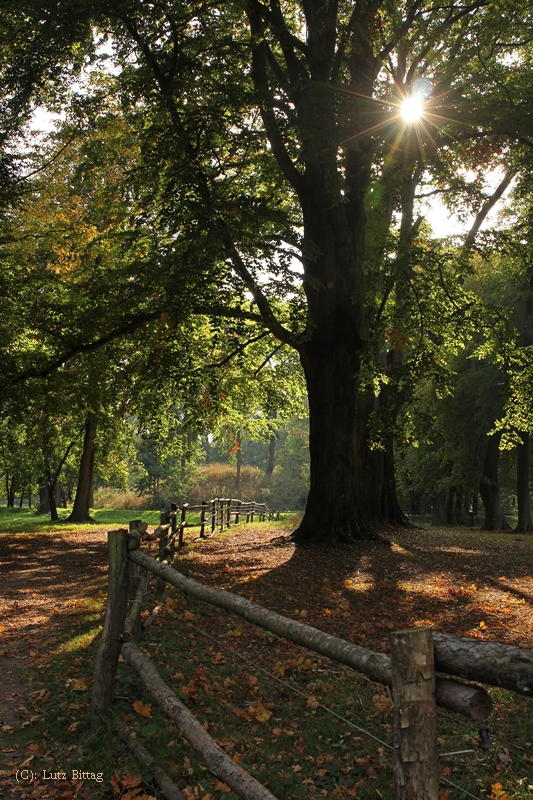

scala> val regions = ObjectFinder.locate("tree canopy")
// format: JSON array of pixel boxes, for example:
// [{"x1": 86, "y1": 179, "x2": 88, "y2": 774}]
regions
[{"x1": 3, "y1": 1, "x2": 533, "y2": 540}]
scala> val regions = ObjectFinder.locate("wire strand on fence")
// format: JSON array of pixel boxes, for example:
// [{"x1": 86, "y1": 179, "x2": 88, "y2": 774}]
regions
[
  {"x1": 175, "y1": 613, "x2": 394, "y2": 751},
  {"x1": 175, "y1": 614, "x2": 490, "y2": 799}
]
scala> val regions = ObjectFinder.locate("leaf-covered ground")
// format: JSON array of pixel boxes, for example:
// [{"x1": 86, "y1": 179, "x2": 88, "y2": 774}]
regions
[{"x1": 0, "y1": 518, "x2": 532, "y2": 800}]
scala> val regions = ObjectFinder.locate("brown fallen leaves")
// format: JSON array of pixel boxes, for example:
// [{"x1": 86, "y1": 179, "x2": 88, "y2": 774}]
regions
[
  {"x1": 110, "y1": 771, "x2": 156, "y2": 800},
  {"x1": 232, "y1": 698, "x2": 274, "y2": 723},
  {"x1": 132, "y1": 700, "x2": 152, "y2": 718}
]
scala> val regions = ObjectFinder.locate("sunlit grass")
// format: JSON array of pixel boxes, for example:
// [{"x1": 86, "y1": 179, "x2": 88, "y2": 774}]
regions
[{"x1": 0, "y1": 506, "x2": 161, "y2": 535}]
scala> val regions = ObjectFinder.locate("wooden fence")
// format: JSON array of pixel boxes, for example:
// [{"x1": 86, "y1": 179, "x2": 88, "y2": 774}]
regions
[
  {"x1": 91, "y1": 525, "x2": 533, "y2": 800},
  {"x1": 153, "y1": 499, "x2": 280, "y2": 549}
]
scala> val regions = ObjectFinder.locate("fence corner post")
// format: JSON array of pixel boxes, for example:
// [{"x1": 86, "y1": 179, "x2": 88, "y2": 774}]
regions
[
  {"x1": 390, "y1": 627, "x2": 440, "y2": 800},
  {"x1": 91, "y1": 529, "x2": 129, "y2": 728}
]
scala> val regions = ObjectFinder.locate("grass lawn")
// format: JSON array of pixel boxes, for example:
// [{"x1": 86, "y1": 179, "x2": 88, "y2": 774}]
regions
[
  {"x1": 0, "y1": 506, "x2": 162, "y2": 535},
  {"x1": 0, "y1": 513, "x2": 531, "y2": 799}
]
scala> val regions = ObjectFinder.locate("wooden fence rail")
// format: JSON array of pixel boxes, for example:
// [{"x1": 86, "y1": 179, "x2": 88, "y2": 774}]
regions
[
  {"x1": 153, "y1": 499, "x2": 280, "y2": 548},
  {"x1": 92, "y1": 527, "x2": 533, "y2": 800}
]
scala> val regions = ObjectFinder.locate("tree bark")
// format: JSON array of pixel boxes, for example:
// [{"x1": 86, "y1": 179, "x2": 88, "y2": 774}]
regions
[
  {"x1": 391, "y1": 628, "x2": 439, "y2": 800},
  {"x1": 128, "y1": 550, "x2": 495, "y2": 717},
  {"x1": 121, "y1": 641, "x2": 277, "y2": 800},
  {"x1": 515, "y1": 433, "x2": 533, "y2": 532},
  {"x1": 479, "y1": 432, "x2": 510, "y2": 531},
  {"x1": 68, "y1": 413, "x2": 97, "y2": 523},
  {"x1": 432, "y1": 632, "x2": 533, "y2": 696},
  {"x1": 294, "y1": 341, "x2": 381, "y2": 543}
]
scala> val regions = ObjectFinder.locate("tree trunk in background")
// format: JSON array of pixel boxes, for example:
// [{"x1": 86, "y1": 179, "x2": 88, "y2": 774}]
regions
[
  {"x1": 515, "y1": 433, "x2": 533, "y2": 532},
  {"x1": 46, "y1": 467, "x2": 59, "y2": 522},
  {"x1": 235, "y1": 431, "x2": 241, "y2": 496},
  {"x1": 265, "y1": 434, "x2": 276, "y2": 477},
  {"x1": 446, "y1": 487, "x2": 455, "y2": 524},
  {"x1": 39, "y1": 483, "x2": 50, "y2": 514},
  {"x1": 432, "y1": 490, "x2": 446, "y2": 526},
  {"x1": 6, "y1": 474, "x2": 15, "y2": 507},
  {"x1": 265, "y1": 411, "x2": 277, "y2": 477},
  {"x1": 68, "y1": 413, "x2": 97, "y2": 523},
  {"x1": 454, "y1": 488, "x2": 464, "y2": 525},
  {"x1": 382, "y1": 439, "x2": 409, "y2": 525},
  {"x1": 354, "y1": 390, "x2": 385, "y2": 524},
  {"x1": 479, "y1": 433, "x2": 510, "y2": 531}
]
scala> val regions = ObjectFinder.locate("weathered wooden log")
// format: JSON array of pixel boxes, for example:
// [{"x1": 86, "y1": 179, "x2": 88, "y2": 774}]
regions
[
  {"x1": 433, "y1": 677, "x2": 492, "y2": 720},
  {"x1": 91, "y1": 530, "x2": 129, "y2": 726},
  {"x1": 121, "y1": 641, "x2": 278, "y2": 800},
  {"x1": 391, "y1": 628, "x2": 440, "y2": 800},
  {"x1": 123, "y1": 571, "x2": 149, "y2": 642},
  {"x1": 433, "y1": 632, "x2": 533, "y2": 696},
  {"x1": 128, "y1": 551, "x2": 492, "y2": 719},
  {"x1": 116, "y1": 722, "x2": 185, "y2": 800},
  {"x1": 141, "y1": 603, "x2": 161, "y2": 631}
]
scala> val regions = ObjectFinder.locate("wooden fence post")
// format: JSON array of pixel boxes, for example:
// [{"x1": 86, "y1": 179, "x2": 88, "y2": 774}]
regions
[
  {"x1": 179, "y1": 503, "x2": 189, "y2": 547},
  {"x1": 127, "y1": 521, "x2": 144, "y2": 639},
  {"x1": 390, "y1": 628, "x2": 440, "y2": 800},
  {"x1": 156, "y1": 528, "x2": 168, "y2": 597},
  {"x1": 211, "y1": 499, "x2": 216, "y2": 534},
  {"x1": 200, "y1": 501, "x2": 207, "y2": 538},
  {"x1": 235, "y1": 500, "x2": 241, "y2": 526},
  {"x1": 91, "y1": 529, "x2": 129, "y2": 726}
]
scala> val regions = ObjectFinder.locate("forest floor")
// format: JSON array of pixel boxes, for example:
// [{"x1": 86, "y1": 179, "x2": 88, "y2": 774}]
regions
[{"x1": 0, "y1": 516, "x2": 532, "y2": 800}]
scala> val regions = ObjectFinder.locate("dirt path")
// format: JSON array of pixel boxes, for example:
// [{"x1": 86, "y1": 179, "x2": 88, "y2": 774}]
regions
[{"x1": 0, "y1": 530, "x2": 108, "y2": 743}]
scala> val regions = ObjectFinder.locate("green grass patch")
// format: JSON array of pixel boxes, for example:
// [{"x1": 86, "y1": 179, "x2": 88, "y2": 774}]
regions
[{"x1": 0, "y1": 506, "x2": 161, "y2": 535}]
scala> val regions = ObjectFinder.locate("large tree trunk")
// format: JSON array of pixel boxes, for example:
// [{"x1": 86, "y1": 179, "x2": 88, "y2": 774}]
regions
[
  {"x1": 479, "y1": 432, "x2": 510, "y2": 531},
  {"x1": 516, "y1": 433, "x2": 533, "y2": 533},
  {"x1": 294, "y1": 341, "x2": 381, "y2": 543},
  {"x1": 67, "y1": 413, "x2": 97, "y2": 523}
]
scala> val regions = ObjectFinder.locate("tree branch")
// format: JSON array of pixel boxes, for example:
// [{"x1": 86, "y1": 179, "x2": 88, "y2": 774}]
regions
[
  {"x1": 223, "y1": 235, "x2": 299, "y2": 348},
  {"x1": 201, "y1": 331, "x2": 270, "y2": 372},
  {"x1": 254, "y1": 342, "x2": 285, "y2": 376},
  {"x1": 11, "y1": 310, "x2": 163, "y2": 385},
  {"x1": 463, "y1": 171, "x2": 513, "y2": 251}
]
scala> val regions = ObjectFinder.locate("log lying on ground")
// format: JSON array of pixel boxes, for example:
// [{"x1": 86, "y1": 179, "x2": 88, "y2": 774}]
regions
[
  {"x1": 433, "y1": 632, "x2": 533, "y2": 696},
  {"x1": 121, "y1": 642, "x2": 278, "y2": 800},
  {"x1": 128, "y1": 551, "x2": 493, "y2": 720},
  {"x1": 116, "y1": 723, "x2": 184, "y2": 800}
]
